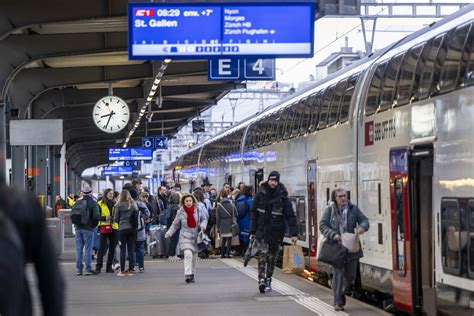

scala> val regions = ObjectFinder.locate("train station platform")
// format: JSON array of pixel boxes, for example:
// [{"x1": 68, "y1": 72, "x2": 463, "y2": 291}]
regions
[{"x1": 29, "y1": 238, "x2": 389, "y2": 316}]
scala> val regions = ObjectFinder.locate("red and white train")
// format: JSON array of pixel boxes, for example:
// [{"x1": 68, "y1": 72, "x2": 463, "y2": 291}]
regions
[{"x1": 171, "y1": 5, "x2": 473, "y2": 315}]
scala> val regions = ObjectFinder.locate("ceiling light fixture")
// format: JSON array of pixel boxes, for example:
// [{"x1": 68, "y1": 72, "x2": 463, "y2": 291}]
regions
[{"x1": 123, "y1": 59, "x2": 171, "y2": 148}]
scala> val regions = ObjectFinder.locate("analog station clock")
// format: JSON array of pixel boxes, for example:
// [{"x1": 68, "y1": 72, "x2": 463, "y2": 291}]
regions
[{"x1": 92, "y1": 95, "x2": 130, "y2": 133}]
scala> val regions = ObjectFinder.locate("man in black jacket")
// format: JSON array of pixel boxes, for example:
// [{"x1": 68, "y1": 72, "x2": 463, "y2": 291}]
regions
[{"x1": 250, "y1": 171, "x2": 298, "y2": 293}]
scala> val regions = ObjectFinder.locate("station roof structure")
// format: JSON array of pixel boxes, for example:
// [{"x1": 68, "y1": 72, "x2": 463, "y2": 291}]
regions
[{"x1": 0, "y1": 0, "x2": 251, "y2": 174}]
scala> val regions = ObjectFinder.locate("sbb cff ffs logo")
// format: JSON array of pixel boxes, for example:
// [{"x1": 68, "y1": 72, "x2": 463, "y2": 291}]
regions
[{"x1": 135, "y1": 9, "x2": 155, "y2": 17}]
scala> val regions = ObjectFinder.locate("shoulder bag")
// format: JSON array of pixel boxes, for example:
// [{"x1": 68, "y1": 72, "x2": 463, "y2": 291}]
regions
[{"x1": 218, "y1": 202, "x2": 240, "y2": 237}]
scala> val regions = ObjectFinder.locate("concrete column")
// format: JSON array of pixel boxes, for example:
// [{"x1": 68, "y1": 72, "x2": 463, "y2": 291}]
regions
[
  {"x1": 67, "y1": 166, "x2": 74, "y2": 196},
  {"x1": 11, "y1": 145, "x2": 26, "y2": 189},
  {"x1": 0, "y1": 102, "x2": 6, "y2": 184},
  {"x1": 36, "y1": 146, "x2": 48, "y2": 207},
  {"x1": 50, "y1": 146, "x2": 61, "y2": 207}
]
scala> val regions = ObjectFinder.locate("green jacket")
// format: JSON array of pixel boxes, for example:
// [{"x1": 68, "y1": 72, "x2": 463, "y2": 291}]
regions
[{"x1": 75, "y1": 195, "x2": 100, "y2": 231}]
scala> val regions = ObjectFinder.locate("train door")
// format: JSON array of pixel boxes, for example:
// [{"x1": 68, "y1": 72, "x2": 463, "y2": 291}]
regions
[
  {"x1": 307, "y1": 160, "x2": 318, "y2": 271},
  {"x1": 252, "y1": 168, "x2": 264, "y2": 195},
  {"x1": 389, "y1": 146, "x2": 434, "y2": 315}
]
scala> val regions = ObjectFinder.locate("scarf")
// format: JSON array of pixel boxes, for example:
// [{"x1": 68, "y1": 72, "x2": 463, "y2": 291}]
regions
[{"x1": 183, "y1": 205, "x2": 196, "y2": 228}]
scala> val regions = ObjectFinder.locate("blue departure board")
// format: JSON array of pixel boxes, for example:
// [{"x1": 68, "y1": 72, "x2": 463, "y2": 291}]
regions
[
  {"x1": 108, "y1": 148, "x2": 153, "y2": 161},
  {"x1": 103, "y1": 166, "x2": 133, "y2": 175},
  {"x1": 128, "y1": 2, "x2": 315, "y2": 59}
]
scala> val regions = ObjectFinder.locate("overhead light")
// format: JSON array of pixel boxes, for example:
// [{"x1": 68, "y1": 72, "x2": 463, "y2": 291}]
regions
[
  {"x1": 146, "y1": 96, "x2": 153, "y2": 102},
  {"x1": 164, "y1": 59, "x2": 172, "y2": 64},
  {"x1": 119, "y1": 176, "x2": 125, "y2": 179}
]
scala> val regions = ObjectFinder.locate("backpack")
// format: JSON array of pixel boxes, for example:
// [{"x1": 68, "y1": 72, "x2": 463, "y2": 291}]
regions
[
  {"x1": 236, "y1": 197, "x2": 250, "y2": 220},
  {"x1": 159, "y1": 207, "x2": 172, "y2": 226},
  {"x1": 71, "y1": 199, "x2": 91, "y2": 226},
  {"x1": 0, "y1": 210, "x2": 24, "y2": 316},
  {"x1": 136, "y1": 206, "x2": 146, "y2": 232},
  {"x1": 130, "y1": 209, "x2": 139, "y2": 231}
]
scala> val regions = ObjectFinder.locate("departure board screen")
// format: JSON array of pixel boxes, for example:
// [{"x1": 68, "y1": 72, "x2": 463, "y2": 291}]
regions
[
  {"x1": 128, "y1": 2, "x2": 315, "y2": 59},
  {"x1": 108, "y1": 148, "x2": 153, "y2": 161}
]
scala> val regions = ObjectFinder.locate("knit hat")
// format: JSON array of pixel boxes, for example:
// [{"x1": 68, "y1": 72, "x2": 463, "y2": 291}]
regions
[
  {"x1": 267, "y1": 171, "x2": 280, "y2": 182},
  {"x1": 128, "y1": 188, "x2": 139, "y2": 200},
  {"x1": 81, "y1": 183, "x2": 92, "y2": 194}
]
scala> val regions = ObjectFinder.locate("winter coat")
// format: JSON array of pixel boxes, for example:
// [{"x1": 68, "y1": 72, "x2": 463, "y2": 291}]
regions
[
  {"x1": 165, "y1": 206, "x2": 208, "y2": 253},
  {"x1": 151, "y1": 196, "x2": 164, "y2": 223},
  {"x1": 319, "y1": 201, "x2": 369, "y2": 260},
  {"x1": 236, "y1": 195, "x2": 253, "y2": 244},
  {"x1": 216, "y1": 198, "x2": 237, "y2": 235},
  {"x1": 114, "y1": 201, "x2": 138, "y2": 231},
  {"x1": 135, "y1": 200, "x2": 150, "y2": 241},
  {"x1": 250, "y1": 181, "x2": 298, "y2": 245}
]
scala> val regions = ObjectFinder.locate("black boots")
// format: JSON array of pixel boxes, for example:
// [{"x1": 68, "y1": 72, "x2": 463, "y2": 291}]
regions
[{"x1": 185, "y1": 274, "x2": 195, "y2": 283}]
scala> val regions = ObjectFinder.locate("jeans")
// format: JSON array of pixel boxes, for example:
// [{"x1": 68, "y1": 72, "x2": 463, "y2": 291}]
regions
[
  {"x1": 96, "y1": 230, "x2": 118, "y2": 270},
  {"x1": 135, "y1": 240, "x2": 145, "y2": 269},
  {"x1": 119, "y1": 229, "x2": 136, "y2": 272},
  {"x1": 221, "y1": 236, "x2": 232, "y2": 257},
  {"x1": 183, "y1": 249, "x2": 197, "y2": 275},
  {"x1": 258, "y1": 243, "x2": 280, "y2": 280},
  {"x1": 332, "y1": 259, "x2": 359, "y2": 306},
  {"x1": 75, "y1": 229, "x2": 93, "y2": 273}
]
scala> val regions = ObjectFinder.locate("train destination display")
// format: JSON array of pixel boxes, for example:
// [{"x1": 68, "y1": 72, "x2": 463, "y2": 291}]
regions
[
  {"x1": 129, "y1": 2, "x2": 315, "y2": 59},
  {"x1": 108, "y1": 148, "x2": 153, "y2": 161},
  {"x1": 102, "y1": 166, "x2": 133, "y2": 175}
]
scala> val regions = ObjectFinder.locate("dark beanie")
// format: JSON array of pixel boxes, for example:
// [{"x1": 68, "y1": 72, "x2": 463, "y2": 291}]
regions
[
  {"x1": 128, "y1": 188, "x2": 139, "y2": 200},
  {"x1": 268, "y1": 171, "x2": 280, "y2": 182}
]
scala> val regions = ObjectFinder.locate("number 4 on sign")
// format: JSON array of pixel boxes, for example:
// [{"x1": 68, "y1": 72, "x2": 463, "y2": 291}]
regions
[{"x1": 252, "y1": 59, "x2": 265, "y2": 75}]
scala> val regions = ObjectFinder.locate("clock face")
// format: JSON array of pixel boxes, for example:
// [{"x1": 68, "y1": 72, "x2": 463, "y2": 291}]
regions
[{"x1": 92, "y1": 96, "x2": 130, "y2": 133}]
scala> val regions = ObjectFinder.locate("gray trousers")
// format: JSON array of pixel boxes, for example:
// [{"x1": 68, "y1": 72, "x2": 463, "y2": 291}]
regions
[{"x1": 332, "y1": 259, "x2": 359, "y2": 306}]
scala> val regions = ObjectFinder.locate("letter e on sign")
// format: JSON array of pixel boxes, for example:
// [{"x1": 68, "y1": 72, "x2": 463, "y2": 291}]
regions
[{"x1": 219, "y1": 59, "x2": 232, "y2": 75}]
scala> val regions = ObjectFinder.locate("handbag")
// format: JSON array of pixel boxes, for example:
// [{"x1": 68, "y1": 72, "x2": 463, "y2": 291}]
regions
[
  {"x1": 100, "y1": 225, "x2": 113, "y2": 234},
  {"x1": 341, "y1": 231, "x2": 360, "y2": 253},
  {"x1": 318, "y1": 238, "x2": 348, "y2": 269},
  {"x1": 218, "y1": 202, "x2": 240, "y2": 237}
]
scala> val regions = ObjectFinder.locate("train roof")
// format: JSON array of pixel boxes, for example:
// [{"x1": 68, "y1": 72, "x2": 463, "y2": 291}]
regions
[{"x1": 176, "y1": 4, "x2": 474, "y2": 164}]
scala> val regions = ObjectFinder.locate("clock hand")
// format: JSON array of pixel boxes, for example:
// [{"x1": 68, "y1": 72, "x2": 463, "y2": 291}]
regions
[
  {"x1": 101, "y1": 113, "x2": 113, "y2": 118},
  {"x1": 104, "y1": 114, "x2": 113, "y2": 129}
]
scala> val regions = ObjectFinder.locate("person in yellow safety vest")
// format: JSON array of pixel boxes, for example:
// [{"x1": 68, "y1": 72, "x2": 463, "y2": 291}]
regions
[
  {"x1": 95, "y1": 188, "x2": 119, "y2": 273},
  {"x1": 67, "y1": 194, "x2": 75, "y2": 208}
]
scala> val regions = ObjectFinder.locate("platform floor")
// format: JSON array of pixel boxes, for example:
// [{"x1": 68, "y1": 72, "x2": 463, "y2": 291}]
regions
[{"x1": 29, "y1": 238, "x2": 390, "y2": 316}]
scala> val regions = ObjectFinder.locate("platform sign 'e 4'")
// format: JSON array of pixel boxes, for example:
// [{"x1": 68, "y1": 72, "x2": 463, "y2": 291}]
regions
[
  {"x1": 208, "y1": 58, "x2": 274, "y2": 80},
  {"x1": 155, "y1": 136, "x2": 168, "y2": 150}
]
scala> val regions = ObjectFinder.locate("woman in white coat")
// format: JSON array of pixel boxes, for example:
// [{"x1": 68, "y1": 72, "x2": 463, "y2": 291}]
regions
[{"x1": 165, "y1": 193, "x2": 207, "y2": 283}]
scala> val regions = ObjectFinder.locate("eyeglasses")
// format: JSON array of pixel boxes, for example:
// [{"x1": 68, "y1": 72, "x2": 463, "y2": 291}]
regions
[{"x1": 336, "y1": 194, "x2": 347, "y2": 198}]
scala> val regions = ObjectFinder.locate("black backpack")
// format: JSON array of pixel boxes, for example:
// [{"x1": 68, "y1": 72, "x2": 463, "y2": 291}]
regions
[
  {"x1": 130, "y1": 209, "x2": 139, "y2": 231},
  {"x1": 71, "y1": 199, "x2": 91, "y2": 226},
  {"x1": 0, "y1": 210, "x2": 24, "y2": 316}
]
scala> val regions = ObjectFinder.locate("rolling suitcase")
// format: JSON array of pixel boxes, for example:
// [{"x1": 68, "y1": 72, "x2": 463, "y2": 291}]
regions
[{"x1": 149, "y1": 225, "x2": 168, "y2": 258}]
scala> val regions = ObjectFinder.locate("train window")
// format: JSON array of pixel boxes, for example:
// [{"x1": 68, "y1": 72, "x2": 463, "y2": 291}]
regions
[
  {"x1": 257, "y1": 116, "x2": 268, "y2": 147},
  {"x1": 394, "y1": 177, "x2": 406, "y2": 275},
  {"x1": 308, "y1": 92, "x2": 322, "y2": 133},
  {"x1": 318, "y1": 85, "x2": 335, "y2": 129},
  {"x1": 283, "y1": 102, "x2": 297, "y2": 140},
  {"x1": 262, "y1": 115, "x2": 272, "y2": 146},
  {"x1": 299, "y1": 94, "x2": 315, "y2": 135},
  {"x1": 365, "y1": 62, "x2": 387, "y2": 116},
  {"x1": 440, "y1": 24, "x2": 471, "y2": 93},
  {"x1": 328, "y1": 79, "x2": 346, "y2": 126},
  {"x1": 270, "y1": 110, "x2": 282, "y2": 143},
  {"x1": 468, "y1": 200, "x2": 474, "y2": 279},
  {"x1": 441, "y1": 199, "x2": 462, "y2": 276},
  {"x1": 418, "y1": 35, "x2": 444, "y2": 100},
  {"x1": 339, "y1": 74, "x2": 359, "y2": 122},
  {"x1": 397, "y1": 45, "x2": 423, "y2": 106},
  {"x1": 276, "y1": 107, "x2": 290, "y2": 142},
  {"x1": 291, "y1": 98, "x2": 306, "y2": 138},
  {"x1": 465, "y1": 24, "x2": 474, "y2": 86},
  {"x1": 380, "y1": 53, "x2": 404, "y2": 111}
]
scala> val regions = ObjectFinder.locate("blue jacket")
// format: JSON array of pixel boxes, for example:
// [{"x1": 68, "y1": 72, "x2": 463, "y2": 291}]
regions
[
  {"x1": 236, "y1": 195, "x2": 252, "y2": 244},
  {"x1": 319, "y1": 201, "x2": 369, "y2": 260}
]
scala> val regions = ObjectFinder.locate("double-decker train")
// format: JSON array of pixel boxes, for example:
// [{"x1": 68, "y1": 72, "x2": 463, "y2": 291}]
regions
[{"x1": 170, "y1": 5, "x2": 473, "y2": 315}]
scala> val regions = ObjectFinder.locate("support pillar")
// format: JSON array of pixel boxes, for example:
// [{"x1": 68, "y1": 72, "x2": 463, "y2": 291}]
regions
[
  {"x1": 36, "y1": 146, "x2": 48, "y2": 208},
  {"x1": 0, "y1": 102, "x2": 6, "y2": 184},
  {"x1": 50, "y1": 146, "x2": 61, "y2": 207},
  {"x1": 11, "y1": 145, "x2": 26, "y2": 189}
]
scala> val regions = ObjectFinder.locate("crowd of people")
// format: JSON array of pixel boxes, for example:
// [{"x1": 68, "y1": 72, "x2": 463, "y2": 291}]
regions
[{"x1": 72, "y1": 177, "x2": 258, "y2": 281}]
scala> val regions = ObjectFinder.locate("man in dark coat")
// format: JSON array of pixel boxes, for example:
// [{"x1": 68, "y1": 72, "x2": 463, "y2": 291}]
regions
[
  {"x1": 319, "y1": 187, "x2": 369, "y2": 311},
  {"x1": 250, "y1": 171, "x2": 298, "y2": 293}
]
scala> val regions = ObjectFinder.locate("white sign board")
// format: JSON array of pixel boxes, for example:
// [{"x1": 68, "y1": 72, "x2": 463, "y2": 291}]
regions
[{"x1": 10, "y1": 119, "x2": 63, "y2": 145}]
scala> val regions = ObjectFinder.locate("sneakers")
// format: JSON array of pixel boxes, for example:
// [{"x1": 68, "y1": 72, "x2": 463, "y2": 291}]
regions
[
  {"x1": 265, "y1": 278, "x2": 272, "y2": 292},
  {"x1": 127, "y1": 271, "x2": 134, "y2": 276},
  {"x1": 258, "y1": 279, "x2": 266, "y2": 293},
  {"x1": 190, "y1": 274, "x2": 195, "y2": 283},
  {"x1": 334, "y1": 305, "x2": 344, "y2": 311},
  {"x1": 185, "y1": 275, "x2": 192, "y2": 283},
  {"x1": 76, "y1": 271, "x2": 82, "y2": 276},
  {"x1": 117, "y1": 271, "x2": 127, "y2": 277},
  {"x1": 95, "y1": 268, "x2": 101, "y2": 274},
  {"x1": 84, "y1": 270, "x2": 97, "y2": 276},
  {"x1": 139, "y1": 267, "x2": 144, "y2": 273}
]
